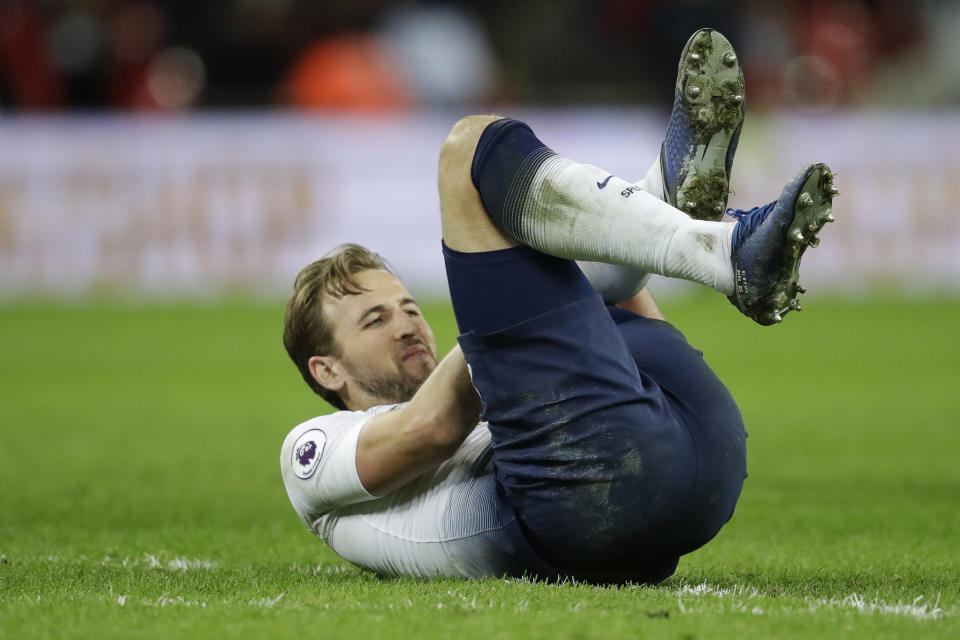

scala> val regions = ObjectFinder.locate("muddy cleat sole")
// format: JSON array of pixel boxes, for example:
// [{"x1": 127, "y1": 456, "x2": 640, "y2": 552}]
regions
[
  {"x1": 660, "y1": 28, "x2": 745, "y2": 221},
  {"x1": 728, "y1": 163, "x2": 838, "y2": 325}
]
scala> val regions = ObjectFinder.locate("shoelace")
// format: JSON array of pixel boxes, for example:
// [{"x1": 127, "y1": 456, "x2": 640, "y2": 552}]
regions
[{"x1": 727, "y1": 200, "x2": 776, "y2": 251}]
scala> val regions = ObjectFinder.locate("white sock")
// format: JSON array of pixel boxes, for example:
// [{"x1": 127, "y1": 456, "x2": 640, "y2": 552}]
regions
[
  {"x1": 642, "y1": 156, "x2": 666, "y2": 201},
  {"x1": 577, "y1": 260, "x2": 651, "y2": 304},
  {"x1": 577, "y1": 158, "x2": 668, "y2": 302},
  {"x1": 519, "y1": 155, "x2": 735, "y2": 295}
]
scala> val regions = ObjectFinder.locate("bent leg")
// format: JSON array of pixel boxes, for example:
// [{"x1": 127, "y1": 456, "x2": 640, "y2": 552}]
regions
[
  {"x1": 438, "y1": 115, "x2": 732, "y2": 292},
  {"x1": 438, "y1": 115, "x2": 697, "y2": 305},
  {"x1": 438, "y1": 115, "x2": 749, "y2": 582},
  {"x1": 438, "y1": 121, "x2": 691, "y2": 581}
]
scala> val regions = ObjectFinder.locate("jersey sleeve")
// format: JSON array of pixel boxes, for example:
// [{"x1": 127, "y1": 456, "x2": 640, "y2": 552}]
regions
[{"x1": 280, "y1": 406, "x2": 396, "y2": 523}]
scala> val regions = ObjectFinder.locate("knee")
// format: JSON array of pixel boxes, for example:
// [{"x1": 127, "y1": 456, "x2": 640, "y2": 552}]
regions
[
  {"x1": 438, "y1": 114, "x2": 517, "y2": 251},
  {"x1": 439, "y1": 115, "x2": 502, "y2": 177}
]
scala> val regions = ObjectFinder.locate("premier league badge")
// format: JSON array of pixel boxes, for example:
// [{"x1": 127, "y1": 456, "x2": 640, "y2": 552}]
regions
[{"x1": 292, "y1": 429, "x2": 326, "y2": 479}]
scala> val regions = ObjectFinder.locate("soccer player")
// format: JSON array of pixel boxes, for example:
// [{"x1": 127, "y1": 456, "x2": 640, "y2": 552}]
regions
[{"x1": 280, "y1": 30, "x2": 836, "y2": 583}]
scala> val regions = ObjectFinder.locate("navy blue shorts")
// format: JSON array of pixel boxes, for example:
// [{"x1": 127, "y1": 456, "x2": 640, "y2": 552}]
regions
[{"x1": 443, "y1": 243, "x2": 747, "y2": 583}]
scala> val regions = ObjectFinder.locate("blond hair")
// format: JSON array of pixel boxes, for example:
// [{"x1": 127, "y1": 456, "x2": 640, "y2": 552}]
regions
[{"x1": 283, "y1": 243, "x2": 391, "y2": 409}]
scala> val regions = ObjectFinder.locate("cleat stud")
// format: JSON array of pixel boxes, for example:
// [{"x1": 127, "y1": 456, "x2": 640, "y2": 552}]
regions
[
  {"x1": 789, "y1": 299, "x2": 800, "y2": 310},
  {"x1": 723, "y1": 51, "x2": 737, "y2": 66},
  {"x1": 733, "y1": 94, "x2": 744, "y2": 104},
  {"x1": 797, "y1": 284, "x2": 806, "y2": 294},
  {"x1": 796, "y1": 303, "x2": 802, "y2": 312},
  {"x1": 688, "y1": 85, "x2": 702, "y2": 99},
  {"x1": 685, "y1": 201, "x2": 698, "y2": 212},
  {"x1": 825, "y1": 213, "x2": 835, "y2": 223},
  {"x1": 772, "y1": 312, "x2": 782, "y2": 323},
  {"x1": 790, "y1": 229, "x2": 804, "y2": 243},
  {"x1": 715, "y1": 203, "x2": 724, "y2": 214},
  {"x1": 798, "y1": 193, "x2": 814, "y2": 210},
  {"x1": 807, "y1": 223, "x2": 817, "y2": 232},
  {"x1": 829, "y1": 186, "x2": 840, "y2": 196},
  {"x1": 809, "y1": 235, "x2": 820, "y2": 247},
  {"x1": 690, "y1": 52, "x2": 701, "y2": 62}
]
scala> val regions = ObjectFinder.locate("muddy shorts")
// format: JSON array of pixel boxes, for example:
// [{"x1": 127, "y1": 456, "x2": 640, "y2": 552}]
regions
[{"x1": 443, "y1": 242, "x2": 747, "y2": 583}]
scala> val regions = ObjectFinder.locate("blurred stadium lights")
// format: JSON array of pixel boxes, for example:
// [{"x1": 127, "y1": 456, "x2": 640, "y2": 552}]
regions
[
  {"x1": 380, "y1": 3, "x2": 498, "y2": 106},
  {"x1": 146, "y1": 46, "x2": 206, "y2": 110},
  {"x1": 48, "y1": 9, "x2": 105, "y2": 75},
  {"x1": 782, "y1": 55, "x2": 842, "y2": 112}
]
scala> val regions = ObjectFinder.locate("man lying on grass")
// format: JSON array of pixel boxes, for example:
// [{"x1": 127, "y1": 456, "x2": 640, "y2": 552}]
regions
[{"x1": 279, "y1": 29, "x2": 837, "y2": 582}]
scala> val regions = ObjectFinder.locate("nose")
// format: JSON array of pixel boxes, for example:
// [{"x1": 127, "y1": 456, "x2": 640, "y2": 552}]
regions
[{"x1": 392, "y1": 312, "x2": 419, "y2": 341}]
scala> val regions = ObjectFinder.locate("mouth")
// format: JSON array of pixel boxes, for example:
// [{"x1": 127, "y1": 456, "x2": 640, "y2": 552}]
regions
[{"x1": 401, "y1": 344, "x2": 431, "y2": 362}]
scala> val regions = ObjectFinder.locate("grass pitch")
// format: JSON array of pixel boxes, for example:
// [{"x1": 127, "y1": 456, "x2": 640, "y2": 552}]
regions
[{"x1": 0, "y1": 292, "x2": 957, "y2": 638}]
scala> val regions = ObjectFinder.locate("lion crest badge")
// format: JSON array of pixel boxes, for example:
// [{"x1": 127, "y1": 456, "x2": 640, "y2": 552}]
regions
[{"x1": 291, "y1": 429, "x2": 327, "y2": 479}]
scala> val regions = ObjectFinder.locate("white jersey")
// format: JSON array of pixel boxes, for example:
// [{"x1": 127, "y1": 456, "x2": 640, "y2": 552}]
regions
[{"x1": 280, "y1": 404, "x2": 518, "y2": 578}]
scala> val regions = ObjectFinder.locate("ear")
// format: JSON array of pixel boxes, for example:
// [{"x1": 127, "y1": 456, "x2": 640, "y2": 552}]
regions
[{"x1": 308, "y1": 355, "x2": 345, "y2": 394}]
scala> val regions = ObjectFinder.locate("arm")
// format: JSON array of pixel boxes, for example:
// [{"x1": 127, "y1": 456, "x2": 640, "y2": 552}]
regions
[
  {"x1": 355, "y1": 345, "x2": 481, "y2": 496},
  {"x1": 616, "y1": 287, "x2": 666, "y2": 321}
]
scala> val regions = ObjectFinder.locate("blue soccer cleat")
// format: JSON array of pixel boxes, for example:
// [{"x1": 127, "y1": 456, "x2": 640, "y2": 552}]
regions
[
  {"x1": 728, "y1": 164, "x2": 838, "y2": 325},
  {"x1": 660, "y1": 28, "x2": 745, "y2": 221}
]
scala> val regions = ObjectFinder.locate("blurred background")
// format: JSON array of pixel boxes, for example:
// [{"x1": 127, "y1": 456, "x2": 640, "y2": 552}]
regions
[{"x1": 1, "y1": 0, "x2": 959, "y2": 298}]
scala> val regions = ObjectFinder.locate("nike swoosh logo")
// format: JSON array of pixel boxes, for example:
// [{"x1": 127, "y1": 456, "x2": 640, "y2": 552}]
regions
[{"x1": 597, "y1": 175, "x2": 613, "y2": 189}]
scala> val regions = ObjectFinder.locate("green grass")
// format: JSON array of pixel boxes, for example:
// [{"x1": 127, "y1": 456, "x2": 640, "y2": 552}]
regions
[{"x1": 1, "y1": 293, "x2": 958, "y2": 638}]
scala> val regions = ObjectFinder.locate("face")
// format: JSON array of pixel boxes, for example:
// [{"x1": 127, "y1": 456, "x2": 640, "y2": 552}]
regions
[{"x1": 314, "y1": 269, "x2": 438, "y2": 409}]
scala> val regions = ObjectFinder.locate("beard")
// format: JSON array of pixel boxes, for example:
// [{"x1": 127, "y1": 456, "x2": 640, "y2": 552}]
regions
[{"x1": 341, "y1": 352, "x2": 435, "y2": 405}]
